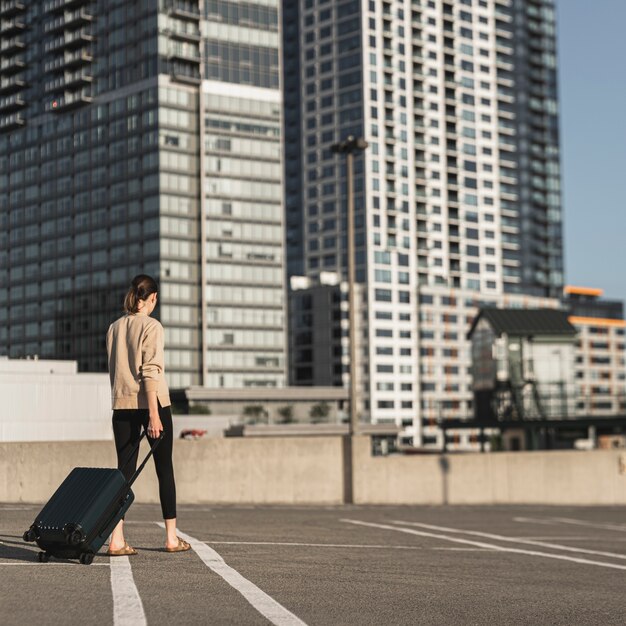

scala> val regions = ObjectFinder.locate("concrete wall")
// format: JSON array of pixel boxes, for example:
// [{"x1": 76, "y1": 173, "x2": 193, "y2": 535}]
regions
[
  {"x1": 1, "y1": 435, "x2": 625, "y2": 505},
  {"x1": 0, "y1": 436, "x2": 345, "y2": 505},
  {"x1": 351, "y1": 436, "x2": 626, "y2": 505}
]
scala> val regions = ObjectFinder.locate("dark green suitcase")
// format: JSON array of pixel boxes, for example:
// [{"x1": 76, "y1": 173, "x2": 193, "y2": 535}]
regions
[{"x1": 23, "y1": 431, "x2": 161, "y2": 564}]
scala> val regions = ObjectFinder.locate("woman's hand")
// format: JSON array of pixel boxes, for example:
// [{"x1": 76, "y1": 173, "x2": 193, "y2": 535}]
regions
[
  {"x1": 147, "y1": 413, "x2": 163, "y2": 439},
  {"x1": 146, "y1": 391, "x2": 162, "y2": 438}
]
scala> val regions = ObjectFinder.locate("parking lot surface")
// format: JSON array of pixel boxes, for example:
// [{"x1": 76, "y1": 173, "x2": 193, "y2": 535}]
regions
[{"x1": 1, "y1": 503, "x2": 625, "y2": 625}]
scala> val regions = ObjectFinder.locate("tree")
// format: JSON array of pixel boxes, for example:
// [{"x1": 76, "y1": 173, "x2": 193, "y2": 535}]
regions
[
  {"x1": 243, "y1": 404, "x2": 267, "y2": 424},
  {"x1": 309, "y1": 401, "x2": 330, "y2": 424},
  {"x1": 489, "y1": 433, "x2": 503, "y2": 452},
  {"x1": 189, "y1": 404, "x2": 211, "y2": 415},
  {"x1": 277, "y1": 405, "x2": 294, "y2": 424}
]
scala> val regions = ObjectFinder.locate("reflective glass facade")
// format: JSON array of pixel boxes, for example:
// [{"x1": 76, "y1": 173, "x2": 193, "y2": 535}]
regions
[{"x1": 1, "y1": 0, "x2": 286, "y2": 390}]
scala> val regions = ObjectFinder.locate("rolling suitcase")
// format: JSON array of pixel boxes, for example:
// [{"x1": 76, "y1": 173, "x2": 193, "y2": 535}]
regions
[{"x1": 23, "y1": 430, "x2": 162, "y2": 565}]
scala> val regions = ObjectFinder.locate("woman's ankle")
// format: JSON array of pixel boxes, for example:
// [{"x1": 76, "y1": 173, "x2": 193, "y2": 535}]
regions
[{"x1": 110, "y1": 532, "x2": 125, "y2": 546}]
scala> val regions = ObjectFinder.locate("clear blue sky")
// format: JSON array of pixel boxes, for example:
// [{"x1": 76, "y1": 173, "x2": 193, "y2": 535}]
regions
[{"x1": 557, "y1": 0, "x2": 626, "y2": 306}]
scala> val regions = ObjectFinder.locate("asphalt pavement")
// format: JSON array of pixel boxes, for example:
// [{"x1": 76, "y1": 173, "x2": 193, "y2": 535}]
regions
[{"x1": 1, "y1": 503, "x2": 625, "y2": 625}]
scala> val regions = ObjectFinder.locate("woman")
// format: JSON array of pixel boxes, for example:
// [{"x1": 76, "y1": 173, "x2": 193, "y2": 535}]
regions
[{"x1": 105, "y1": 274, "x2": 190, "y2": 555}]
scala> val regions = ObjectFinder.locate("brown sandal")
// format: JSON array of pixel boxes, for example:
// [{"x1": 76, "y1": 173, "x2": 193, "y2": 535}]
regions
[
  {"x1": 106, "y1": 541, "x2": 138, "y2": 556},
  {"x1": 165, "y1": 537, "x2": 191, "y2": 553}
]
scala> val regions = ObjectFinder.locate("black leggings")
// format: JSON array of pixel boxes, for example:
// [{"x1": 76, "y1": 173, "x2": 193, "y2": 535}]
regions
[{"x1": 112, "y1": 402, "x2": 176, "y2": 519}]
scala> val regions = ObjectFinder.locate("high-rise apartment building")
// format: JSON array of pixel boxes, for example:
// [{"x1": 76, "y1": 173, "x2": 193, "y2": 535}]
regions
[
  {"x1": 564, "y1": 286, "x2": 626, "y2": 417},
  {"x1": 284, "y1": 0, "x2": 564, "y2": 445},
  {"x1": 0, "y1": 0, "x2": 286, "y2": 389}
]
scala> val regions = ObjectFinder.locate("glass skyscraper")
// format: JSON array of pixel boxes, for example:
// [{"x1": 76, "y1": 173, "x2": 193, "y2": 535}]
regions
[{"x1": 0, "y1": 0, "x2": 286, "y2": 390}]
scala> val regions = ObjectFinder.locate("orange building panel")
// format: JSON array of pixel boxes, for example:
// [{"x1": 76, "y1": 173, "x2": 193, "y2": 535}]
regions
[
  {"x1": 564, "y1": 285, "x2": 604, "y2": 297},
  {"x1": 569, "y1": 316, "x2": 626, "y2": 328}
]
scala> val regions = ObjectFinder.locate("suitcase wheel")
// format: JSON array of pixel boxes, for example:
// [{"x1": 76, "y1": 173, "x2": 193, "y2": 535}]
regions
[
  {"x1": 68, "y1": 530, "x2": 85, "y2": 547},
  {"x1": 38, "y1": 552, "x2": 50, "y2": 563},
  {"x1": 79, "y1": 552, "x2": 94, "y2": 565},
  {"x1": 23, "y1": 528, "x2": 36, "y2": 543}
]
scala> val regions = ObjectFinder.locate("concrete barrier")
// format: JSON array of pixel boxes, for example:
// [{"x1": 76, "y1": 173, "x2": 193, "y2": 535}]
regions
[
  {"x1": 351, "y1": 436, "x2": 626, "y2": 505},
  {"x1": 0, "y1": 436, "x2": 345, "y2": 505},
  {"x1": 1, "y1": 435, "x2": 625, "y2": 505}
]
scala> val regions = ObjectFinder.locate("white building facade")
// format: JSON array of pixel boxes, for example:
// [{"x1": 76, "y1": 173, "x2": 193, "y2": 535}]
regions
[
  {"x1": 284, "y1": 0, "x2": 564, "y2": 447},
  {"x1": 0, "y1": 357, "x2": 111, "y2": 442}
]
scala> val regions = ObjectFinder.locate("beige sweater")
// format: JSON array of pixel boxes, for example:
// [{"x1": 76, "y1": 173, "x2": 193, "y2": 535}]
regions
[{"x1": 106, "y1": 313, "x2": 171, "y2": 410}]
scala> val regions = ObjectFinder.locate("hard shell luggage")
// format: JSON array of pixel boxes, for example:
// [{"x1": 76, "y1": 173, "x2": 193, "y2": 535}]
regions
[{"x1": 23, "y1": 430, "x2": 161, "y2": 565}]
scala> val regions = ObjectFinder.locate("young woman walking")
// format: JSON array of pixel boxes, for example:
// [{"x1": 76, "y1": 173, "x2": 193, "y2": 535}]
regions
[{"x1": 105, "y1": 274, "x2": 190, "y2": 555}]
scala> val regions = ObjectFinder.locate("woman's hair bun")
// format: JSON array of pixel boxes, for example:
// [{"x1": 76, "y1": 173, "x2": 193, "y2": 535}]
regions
[{"x1": 123, "y1": 274, "x2": 158, "y2": 313}]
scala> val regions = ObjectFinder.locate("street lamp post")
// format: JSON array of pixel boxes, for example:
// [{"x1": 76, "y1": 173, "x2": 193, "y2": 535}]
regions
[{"x1": 331, "y1": 135, "x2": 368, "y2": 440}]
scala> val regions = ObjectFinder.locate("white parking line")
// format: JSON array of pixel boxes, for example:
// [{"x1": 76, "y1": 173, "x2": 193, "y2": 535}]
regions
[
  {"x1": 201, "y1": 540, "x2": 491, "y2": 552},
  {"x1": 391, "y1": 521, "x2": 626, "y2": 561},
  {"x1": 110, "y1": 556, "x2": 147, "y2": 626},
  {"x1": 431, "y1": 548, "x2": 491, "y2": 551},
  {"x1": 550, "y1": 517, "x2": 626, "y2": 532},
  {"x1": 514, "y1": 516, "x2": 626, "y2": 532},
  {"x1": 340, "y1": 519, "x2": 626, "y2": 571},
  {"x1": 201, "y1": 541, "x2": 431, "y2": 549},
  {"x1": 511, "y1": 536, "x2": 595, "y2": 541},
  {"x1": 156, "y1": 523, "x2": 307, "y2": 626},
  {"x1": 513, "y1": 516, "x2": 557, "y2": 526}
]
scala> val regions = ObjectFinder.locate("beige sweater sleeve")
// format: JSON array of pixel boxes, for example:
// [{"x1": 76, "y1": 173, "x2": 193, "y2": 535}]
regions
[{"x1": 139, "y1": 321, "x2": 165, "y2": 393}]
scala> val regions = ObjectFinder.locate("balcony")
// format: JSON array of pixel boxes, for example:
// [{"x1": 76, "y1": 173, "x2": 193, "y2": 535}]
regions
[
  {"x1": 0, "y1": 17, "x2": 25, "y2": 36},
  {"x1": 0, "y1": 1, "x2": 25, "y2": 18},
  {"x1": 496, "y1": 55, "x2": 514, "y2": 71},
  {"x1": 0, "y1": 54, "x2": 25, "y2": 74},
  {"x1": 170, "y1": 68, "x2": 202, "y2": 85},
  {"x1": 44, "y1": 8, "x2": 94, "y2": 33},
  {"x1": 0, "y1": 36, "x2": 25, "y2": 54},
  {"x1": 44, "y1": 0, "x2": 90, "y2": 13},
  {"x1": 0, "y1": 91, "x2": 24, "y2": 111},
  {"x1": 44, "y1": 68, "x2": 92, "y2": 92},
  {"x1": 45, "y1": 89, "x2": 92, "y2": 112},
  {"x1": 44, "y1": 48, "x2": 92, "y2": 72},
  {"x1": 165, "y1": 26, "x2": 201, "y2": 42},
  {"x1": 0, "y1": 74, "x2": 25, "y2": 93},
  {"x1": 64, "y1": 47, "x2": 93, "y2": 67},
  {"x1": 494, "y1": 6, "x2": 512, "y2": 21},
  {"x1": 46, "y1": 28, "x2": 94, "y2": 52},
  {"x1": 167, "y1": 1, "x2": 200, "y2": 20},
  {"x1": 168, "y1": 50, "x2": 201, "y2": 66},
  {"x1": 0, "y1": 111, "x2": 25, "y2": 131}
]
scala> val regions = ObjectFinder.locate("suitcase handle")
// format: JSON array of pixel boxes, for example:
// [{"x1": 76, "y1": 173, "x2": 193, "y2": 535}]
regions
[{"x1": 120, "y1": 430, "x2": 164, "y2": 488}]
